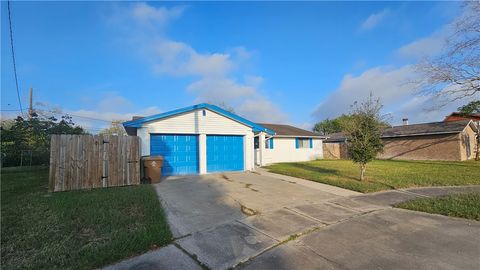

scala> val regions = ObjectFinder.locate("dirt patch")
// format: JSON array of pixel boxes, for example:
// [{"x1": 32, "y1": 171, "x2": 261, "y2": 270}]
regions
[
  {"x1": 244, "y1": 183, "x2": 259, "y2": 192},
  {"x1": 240, "y1": 205, "x2": 259, "y2": 216},
  {"x1": 221, "y1": 174, "x2": 233, "y2": 182}
]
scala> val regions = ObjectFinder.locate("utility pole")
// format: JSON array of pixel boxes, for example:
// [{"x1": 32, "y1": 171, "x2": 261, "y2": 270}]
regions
[{"x1": 28, "y1": 87, "x2": 33, "y2": 119}]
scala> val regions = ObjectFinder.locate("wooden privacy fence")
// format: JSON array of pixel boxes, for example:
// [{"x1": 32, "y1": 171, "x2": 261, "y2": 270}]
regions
[{"x1": 49, "y1": 135, "x2": 140, "y2": 192}]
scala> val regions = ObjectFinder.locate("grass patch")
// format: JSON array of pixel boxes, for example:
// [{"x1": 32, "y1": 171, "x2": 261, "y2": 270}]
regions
[
  {"x1": 1, "y1": 167, "x2": 172, "y2": 270},
  {"x1": 396, "y1": 192, "x2": 480, "y2": 221},
  {"x1": 265, "y1": 159, "x2": 480, "y2": 193}
]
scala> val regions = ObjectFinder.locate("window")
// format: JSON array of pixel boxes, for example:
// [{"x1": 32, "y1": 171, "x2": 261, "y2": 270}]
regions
[
  {"x1": 265, "y1": 138, "x2": 274, "y2": 149},
  {"x1": 296, "y1": 138, "x2": 312, "y2": 149},
  {"x1": 254, "y1": 137, "x2": 259, "y2": 149}
]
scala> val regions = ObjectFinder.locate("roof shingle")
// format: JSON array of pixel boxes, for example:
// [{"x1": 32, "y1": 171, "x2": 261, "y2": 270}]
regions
[
  {"x1": 256, "y1": 123, "x2": 323, "y2": 137},
  {"x1": 324, "y1": 120, "x2": 474, "y2": 142},
  {"x1": 382, "y1": 120, "x2": 472, "y2": 138}
]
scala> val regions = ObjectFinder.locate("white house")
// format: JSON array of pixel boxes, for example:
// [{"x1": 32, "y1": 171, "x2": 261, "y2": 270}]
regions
[{"x1": 123, "y1": 103, "x2": 325, "y2": 176}]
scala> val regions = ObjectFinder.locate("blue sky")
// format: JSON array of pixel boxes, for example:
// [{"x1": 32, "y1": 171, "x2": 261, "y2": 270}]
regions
[{"x1": 0, "y1": 1, "x2": 468, "y2": 132}]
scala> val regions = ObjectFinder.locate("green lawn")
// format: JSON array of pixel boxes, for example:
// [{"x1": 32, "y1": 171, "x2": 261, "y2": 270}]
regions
[
  {"x1": 1, "y1": 166, "x2": 172, "y2": 270},
  {"x1": 396, "y1": 192, "x2": 480, "y2": 221},
  {"x1": 265, "y1": 159, "x2": 480, "y2": 193}
]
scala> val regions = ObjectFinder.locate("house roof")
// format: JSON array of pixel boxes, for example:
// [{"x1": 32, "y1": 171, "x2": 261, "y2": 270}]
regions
[
  {"x1": 382, "y1": 120, "x2": 475, "y2": 138},
  {"x1": 324, "y1": 120, "x2": 476, "y2": 142},
  {"x1": 444, "y1": 112, "x2": 480, "y2": 122},
  {"x1": 122, "y1": 103, "x2": 276, "y2": 135},
  {"x1": 324, "y1": 132, "x2": 347, "y2": 142},
  {"x1": 256, "y1": 123, "x2": 324, "y2": 138}
]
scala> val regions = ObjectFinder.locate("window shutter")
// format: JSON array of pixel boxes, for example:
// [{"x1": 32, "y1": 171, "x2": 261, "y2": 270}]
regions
[
  {"x1": 309, "y1": 138, "x2": 313, "y2": 148},
  {"x1": 270, "y1": 138, "x2": 274, "y2": 149},
  {"x1": 295, "y1": 138, "x2": 299, "y2": 149}
]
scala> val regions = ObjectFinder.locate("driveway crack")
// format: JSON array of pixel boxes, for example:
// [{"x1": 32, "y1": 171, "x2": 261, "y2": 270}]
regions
[{"x1": 173, "y1": 242, "x2": 211, "y2": 270}]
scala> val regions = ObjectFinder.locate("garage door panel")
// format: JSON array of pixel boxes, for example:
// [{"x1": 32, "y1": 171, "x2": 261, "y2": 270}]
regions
[
  {"x1": 150, "y1": 134, "x2": 199, "y2": 175},
  {"x1": 207, "y1": 135, "x2": 244, "y2": 172}
]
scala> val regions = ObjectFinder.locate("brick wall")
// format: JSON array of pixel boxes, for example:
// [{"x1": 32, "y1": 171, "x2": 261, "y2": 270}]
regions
[
  {"x1": 378, "y1": 133, "x2": 462, "y2": 161},
  {"x1": 323, "y1": 142, "x2": 349, "y2": 159}
]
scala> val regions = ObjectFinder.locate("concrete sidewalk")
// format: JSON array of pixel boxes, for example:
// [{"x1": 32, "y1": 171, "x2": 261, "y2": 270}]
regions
[
  {"x1": 254, "y1": 168, "x2": 361, "y2": 197},
  {"x1": 103, "y1": 172, "x2": 480, "y2": 270}
]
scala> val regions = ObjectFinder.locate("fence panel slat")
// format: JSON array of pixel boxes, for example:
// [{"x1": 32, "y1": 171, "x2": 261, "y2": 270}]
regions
[
  {"x1": 48, "y1": 135, "x2": 58, "y2": 192},
  {"x1": 49, "y1": 135, "x2": 140, "y2": 192}
]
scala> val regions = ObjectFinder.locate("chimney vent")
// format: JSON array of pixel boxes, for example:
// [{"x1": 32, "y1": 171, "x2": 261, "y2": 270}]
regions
[
  {"x1": 402, "y1": 118, "x2": 409, "y2": 125},
  {"x1": 132, "y1": 116, "x2": 144, "y2": 121}
]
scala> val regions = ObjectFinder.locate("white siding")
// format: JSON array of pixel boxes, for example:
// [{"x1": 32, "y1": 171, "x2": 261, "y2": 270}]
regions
[
  {"x1": 262, "y1": 137, "x2": 323, "y2": 165},
  {"x1": 136, "y1": 108, "x2": 254, "y2": 172},
  {"x1": 146, "y1": 109, "x2": 252, "y2": 135},
  {"x1": 137, "y1": 127, "x2": 150, "y2": 156}
]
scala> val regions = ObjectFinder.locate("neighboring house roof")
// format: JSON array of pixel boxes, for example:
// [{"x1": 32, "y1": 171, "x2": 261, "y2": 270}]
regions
[
  {"x1": 382, "y1": 120, "x2": 475, "y2": 138},
  {"x1": 257, "y1": 123, "x2": 324, "y2": 138},
  {"x1": 444, "y1": 112, "x2": 480, "y2": 122},
  {"x1": 324, "y1": 132, "x2": 347, "y2": 142},
  {"x1": 324, "y1": 120, "x2": 476, "y2": 142},
  {"x1": 122, "y1": 103, "x2": 276, "y2": 135}
]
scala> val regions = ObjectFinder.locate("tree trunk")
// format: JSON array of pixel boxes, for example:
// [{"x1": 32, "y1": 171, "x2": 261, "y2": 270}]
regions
[{"x1": 359, "y1": 163, "x2": 366, "y2": 181}]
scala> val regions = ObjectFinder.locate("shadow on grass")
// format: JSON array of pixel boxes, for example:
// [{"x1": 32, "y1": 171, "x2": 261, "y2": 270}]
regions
[
  {"x1": 378, "y1": 159, "x2": 477, "y2": 168},
  {"x1": 287, "y1": 162, "x2": 338, "y2": 175}
]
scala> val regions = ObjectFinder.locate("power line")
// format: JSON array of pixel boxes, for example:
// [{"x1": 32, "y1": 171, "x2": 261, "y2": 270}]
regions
[
  {"x1": 38, "y1": 109, "x2": 119, "y2": 123},
  {"x1": 7, "y1": 1, "x2": 24, "y2": 116},
  {"x1": 0, "y1": 109, "x2": 23, "y2": 112},
  {"x1": 1, "y1": 108, "x2": 125, "y2": 124},
  {"x1": 0, "y1": 107, "x2": 122, "y2": 123},
  {"x1": 67, "y1": 113, "x2": 117, "y2": 123}
]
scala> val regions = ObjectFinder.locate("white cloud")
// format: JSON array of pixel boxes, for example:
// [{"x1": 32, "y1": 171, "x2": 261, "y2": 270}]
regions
[
  {"x1": 109, "y1": 2, "x2": 288, "y2": 123},
  {"x1": 312, "y1": 62, "x2": 480, "y2": 126},
  {"x1": 360, "y1": 8, "x2": 390, "y2": 31},
  {"x1": 152, "y1": 40, "x2": 234, "y2": 77},
  {"x1": 25, "y1": 92, "x2": 161, "y2": 133},
  {"x1": 68, "y1": 106, "x2": 161, "y2": 132},
  {"x1": 132, "y1": 3, "x2": 185, "y2": 24},
  {"x1": 187, "y1": 78, "x2": 256, "y2": 103},
  {"x1": 96, "y1": 92, "x2": 134, "y2": 112},
  {"x1": 397, "y1": 27, "x2": 449, "y2": 59},
  {"x1": 237, "y1": 97, "x2": 288, "y2": 123},
  {"x1": 313, "y1": 65, "x2": 416, "y2": 119}
]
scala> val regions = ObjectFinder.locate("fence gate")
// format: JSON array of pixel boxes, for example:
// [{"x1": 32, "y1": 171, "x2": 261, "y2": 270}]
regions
[{"x1": 49, "y1": 135, "x2": 140, "y2": 192}]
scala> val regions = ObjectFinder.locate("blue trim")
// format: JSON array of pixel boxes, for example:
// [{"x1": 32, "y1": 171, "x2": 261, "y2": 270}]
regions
[
  {"x1": 269, "y1": 138, "x2": 274, "y2": 149},
  {"x1": 309, "y1": 138, "x2": 313, "y2": 148},
  {"x1": 295, "y1": 138, "x2": 299, "y2": 149},
  {"x1": 123, "y1": 103, "x2": 275, "y2": 135}
]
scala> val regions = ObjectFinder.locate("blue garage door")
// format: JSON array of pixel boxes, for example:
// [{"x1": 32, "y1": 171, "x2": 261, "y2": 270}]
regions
[
  {"x1": 150, "y1": 134, "x2": 199, "y2": 175},
  {"x1": 207, "y1": 135, "x2": 244, "y2": 173}
]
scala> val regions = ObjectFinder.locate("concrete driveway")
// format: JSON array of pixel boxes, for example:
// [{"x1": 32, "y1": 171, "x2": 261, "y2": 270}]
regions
[{"x1": 106, "y1": 172, "x2": 480, "y2": 270}]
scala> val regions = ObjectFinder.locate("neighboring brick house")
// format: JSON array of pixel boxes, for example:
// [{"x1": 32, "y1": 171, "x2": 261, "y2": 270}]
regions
[
  {"x1": 444, "y1": 112, "x2": 480, "y2": 123},
  {"x1": 323, "y1": 120, "x2": 478, "y2": 161},
  {"x1": 323, "y1": 132, "x2": 349, "y2": 159}
]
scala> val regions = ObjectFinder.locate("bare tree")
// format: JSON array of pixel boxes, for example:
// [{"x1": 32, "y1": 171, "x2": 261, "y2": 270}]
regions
[
  {"x1": 416, "y1": 1, "x2": 480, "y2": 106},
  {"x1": 99, "y1": 121, "x2": 127, "y2": 136}
]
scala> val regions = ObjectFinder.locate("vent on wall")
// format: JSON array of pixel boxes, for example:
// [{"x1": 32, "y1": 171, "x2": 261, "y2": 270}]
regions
[{"x1": 202, "y1": 110, "x2": 206, "y2": 116}]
